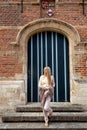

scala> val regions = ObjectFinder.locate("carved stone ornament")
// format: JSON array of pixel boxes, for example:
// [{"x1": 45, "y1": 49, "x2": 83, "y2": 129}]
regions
[
  {"x1": 41, "y1": 0, "x2": 48, "y2": 9},
  {"x1": 47, "y1": 9, "x2": 53, "y2": 16}
]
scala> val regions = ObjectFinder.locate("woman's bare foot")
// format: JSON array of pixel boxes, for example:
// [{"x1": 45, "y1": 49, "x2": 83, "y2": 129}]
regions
[{"x1": 45, "y1": 122, "x2": 48, "y2": 127}]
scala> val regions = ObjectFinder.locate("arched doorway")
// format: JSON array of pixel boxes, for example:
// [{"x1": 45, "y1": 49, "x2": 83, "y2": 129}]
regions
[
  {"x1": 15, "y1": 18, "x2": 80, "y2": 104},
  {"x1": 27, "y1": 31, "x2": 70, "y2": 102}
]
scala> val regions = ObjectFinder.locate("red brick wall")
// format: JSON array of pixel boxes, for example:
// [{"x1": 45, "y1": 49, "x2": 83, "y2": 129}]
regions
[
  {"x1": 0, "y1": 1, "x2": 87, "y2": 78},
  {"x1": 0, "y1": 4, "x2": 40, "y2": 26},
  {"x1": 0, "y1": 0, "x2": 37, "y2": 2},
  {"x1": 0, "y1": 29, "x2": 22, "y2": 77},
  {"x1": 74, "y1": 44, "x2": 87, "y2": 77},
  {"x1": 0, "y1": 0, "x2": 83, "y2": 2}
]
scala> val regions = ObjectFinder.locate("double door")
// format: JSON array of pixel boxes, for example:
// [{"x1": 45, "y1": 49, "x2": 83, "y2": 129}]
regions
[{"x1": 27, "y1": 31, "x2": 70, "y2": 102}]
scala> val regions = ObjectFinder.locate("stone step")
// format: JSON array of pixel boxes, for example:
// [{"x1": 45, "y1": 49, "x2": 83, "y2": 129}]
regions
[
  {"x1": 0, "y1": 122, "x2": 87, "y2": 130},
  {"x1": 16, "y1": 102, "x2": 85, "y2": 112},
  {"x1": 2, "y1": 112, "x2": 87, "y2": 122}
]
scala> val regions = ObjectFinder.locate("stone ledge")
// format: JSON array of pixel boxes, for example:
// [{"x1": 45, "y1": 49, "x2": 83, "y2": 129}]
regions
[
  {"x1": 16, "y1": 102, "x2": 84, "y2": 112},
  {"x1": 80, "y1": 42, "x2": 87, "y2": 44},
  {"x1": 74, "y1": 79, "x2": 87, "y2": 83},
  {"x1": 2, "y1": 112, "x2": 87, "y2": 122},
  {"x1": 0, "y1": 26, "x2": 22, "y2": 30},
  {"x1": 0, "y1": 80, "x2": 24, "y2": 85},
  {"x1": 0, "y1": 122, "x2": 87, "y2": 130}
]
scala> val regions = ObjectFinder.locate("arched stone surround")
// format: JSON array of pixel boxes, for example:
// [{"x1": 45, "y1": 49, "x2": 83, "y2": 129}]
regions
[{"x1": 16, "y1": 18, "x2": 80, "y2": 103}]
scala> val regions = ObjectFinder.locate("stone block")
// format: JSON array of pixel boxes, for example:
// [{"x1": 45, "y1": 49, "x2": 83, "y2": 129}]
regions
[
  {"x1": 0, "y1": 80, "x2": 26, "y2": 111},
  {"x1": 71, "y1": 81, "x2": 87, "y2": 105}
]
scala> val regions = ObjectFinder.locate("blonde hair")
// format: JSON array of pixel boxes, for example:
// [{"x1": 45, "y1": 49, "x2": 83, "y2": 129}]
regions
[{"x1": 44, "y1": 66, "x2": 52, "y2": 86}]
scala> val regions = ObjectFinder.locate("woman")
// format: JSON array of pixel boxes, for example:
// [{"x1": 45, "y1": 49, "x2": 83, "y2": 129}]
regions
[{"x1": 38, "y1": 66, "x2": 55, "y2": 127}]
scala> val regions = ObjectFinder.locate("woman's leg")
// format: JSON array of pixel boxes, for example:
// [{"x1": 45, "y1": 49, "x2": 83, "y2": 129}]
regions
[{"x1": 43, "y1": 96, "x2": 52, "y2": 124}]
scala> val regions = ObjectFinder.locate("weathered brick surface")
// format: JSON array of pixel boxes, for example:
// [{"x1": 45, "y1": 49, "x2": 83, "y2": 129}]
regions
[
  {"x1": 76, "y1": 28, "x2": 87, "y2": 42},
  {"x1": 0, "y1": 1, "x2": 86, "y2": 78},
  {"x1": 0, "y1": 0, "x2": 83, "y2": 2},
  {"x1": 0, "y1": 29, "x2": 22, "y2": 77},
  {"x1": 55, "y1": 4, "x2": 87, "y2": 26},
  {"x1": 0, "y1": 2, "x2": 87, "y2": 26},
  {"x1": 0, "y1": 29, "x2": 19, "y2": 44},
  {"x1": 0, "y1": 0, "x2": 37, "y2": 2},
  {"x1": 0, "y1": 5, "x2": 40, "y2": 26},
  {"x1": 73, "y1": 43, "x2": 87, "y2": 78}
]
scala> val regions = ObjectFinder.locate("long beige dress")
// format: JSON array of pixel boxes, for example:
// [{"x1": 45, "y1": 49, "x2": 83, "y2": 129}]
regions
[{"x1": 38, "y1": 75, "x2": 55, "y2": 123}]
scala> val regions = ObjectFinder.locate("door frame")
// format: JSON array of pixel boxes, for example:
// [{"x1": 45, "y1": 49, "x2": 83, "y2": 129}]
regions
[{"x1": 15, "y1": 18, "x2": 80, "y2": 103}]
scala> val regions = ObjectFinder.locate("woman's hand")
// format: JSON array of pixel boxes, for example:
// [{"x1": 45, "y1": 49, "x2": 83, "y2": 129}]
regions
[{"x1": 44, "y1": 87, "x2": 50, "y2": 90}]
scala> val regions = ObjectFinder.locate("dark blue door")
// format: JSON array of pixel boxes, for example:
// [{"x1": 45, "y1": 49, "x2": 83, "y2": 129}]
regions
[{"x1": 27, "y1": 31, "x2": 70, "y2": 102}]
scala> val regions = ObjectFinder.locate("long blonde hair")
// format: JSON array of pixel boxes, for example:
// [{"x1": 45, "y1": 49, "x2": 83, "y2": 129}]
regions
[{"x1": 44, "y1": 67, "x2": 52, "y2": 86}]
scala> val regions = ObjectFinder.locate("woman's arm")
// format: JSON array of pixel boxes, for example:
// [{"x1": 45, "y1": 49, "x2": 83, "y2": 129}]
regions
[
  {"x1": 38, "y1": 76, "x2": 43, "y2": 88},
  {"x1": 51, "y1": 76, "x2": 55, "y2": 87}
]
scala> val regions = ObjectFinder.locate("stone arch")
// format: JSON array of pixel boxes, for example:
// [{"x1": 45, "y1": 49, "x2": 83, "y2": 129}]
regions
[
  {"x1": 16, "y1": 18, "x2": 80, "y2": 103},
  {"x1": 16, "y1": 18, "x2": 80, "y2": 45}
]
